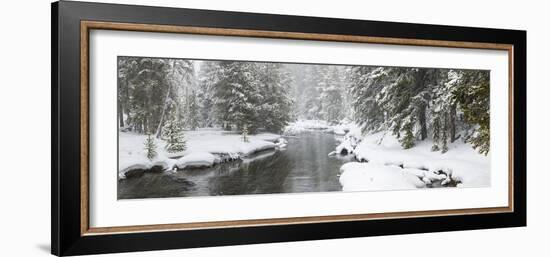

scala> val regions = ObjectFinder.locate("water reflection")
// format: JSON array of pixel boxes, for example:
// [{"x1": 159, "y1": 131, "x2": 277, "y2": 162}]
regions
[{"x1": 118, "y1": 133, "x2": 352, "y2": 199}]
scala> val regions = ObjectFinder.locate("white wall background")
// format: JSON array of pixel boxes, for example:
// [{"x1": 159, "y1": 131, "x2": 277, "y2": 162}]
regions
[{"x1": 0, "y1": 0, "x2": 546, "y2": 256}]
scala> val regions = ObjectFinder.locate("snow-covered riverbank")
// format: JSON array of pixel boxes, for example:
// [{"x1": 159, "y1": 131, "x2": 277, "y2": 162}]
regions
[
  {"x1": 335, "y1": 130, "x2": 490, "y2": 191},
  {"x1": 283, "y1": 119, "x2": 356, "y2": 136},
  {"x1": 118, "y1": 130, "x2": 285, "y2": 179}
]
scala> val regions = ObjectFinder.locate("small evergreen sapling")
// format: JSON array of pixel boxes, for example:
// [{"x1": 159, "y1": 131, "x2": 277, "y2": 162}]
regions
[
  {"x1": 242, "y1": 125, "x2": 249, "y2": 142},
  {"x1": 162, "y1": 114, "x2": 187, "y2": 153},
  {"x1": 399, "y1": 125, "x2": 415, "y2": 149},
  {"x1": 398, "y1": 115, "x2": 416, "y2": 149},
  {"x1": 144, "y1": 134, "x2": 157, "y2": 160}
]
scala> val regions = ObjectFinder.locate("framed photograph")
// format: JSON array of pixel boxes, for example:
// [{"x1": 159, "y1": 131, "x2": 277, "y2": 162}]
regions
[{"x1": 52, "y1": 1, "x2": 526, "y2": 256}]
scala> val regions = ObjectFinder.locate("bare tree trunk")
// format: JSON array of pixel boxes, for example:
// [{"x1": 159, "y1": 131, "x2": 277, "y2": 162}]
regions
[
  {"x1": 415, "y1": 69, "x2": 428, "y2": 141},
  {"x1": 118, "y1": 78, "x2": 125, "y2": 128},
  {"x1": 143, "y1": 116, "x2": 148, "y2": 134},
  {"x1": 155, "y1": 84, "x2": 172, "y2": 138},
  {"x1": 419, "y1": 105, "x2": 428, "y2": 140},
  {"x1": 155, "y1": 60, "x2": 176, "y2": 138}
]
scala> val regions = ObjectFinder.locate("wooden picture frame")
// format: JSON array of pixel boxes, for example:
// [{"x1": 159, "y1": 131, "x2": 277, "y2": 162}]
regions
[{"x1": 52, "y1": 1, "x2": 526, "y2": 256}]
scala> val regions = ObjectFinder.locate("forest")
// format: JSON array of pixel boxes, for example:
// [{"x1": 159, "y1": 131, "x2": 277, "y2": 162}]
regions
[{"x1": 117, "y1": 56, "x2": 489, "y2": 155}]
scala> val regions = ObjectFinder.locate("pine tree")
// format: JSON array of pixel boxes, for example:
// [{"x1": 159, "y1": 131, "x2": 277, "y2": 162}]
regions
[
  {"x1": 303, "y1": 66, "x2": 325, "y2": 120},
  {"x1": 117, "y1": 57, "x2": 194, "y2": 135},
  {"x1": 186, "y1": 89, "x2": 200, "y2": 130},
  {"x1": 256, "y1": 63, "x2": 293, "y2": 133},
  {"x1": 197, "y1": 61, "x2": 220, "y2": 127},
  {"x1": 350, "y1": 66, "x2": 445, "y2": 149},
  {"x1": 348, "y1": 66, "x2": 385, "y2": 133},
  {"x1": 156, "y1": 59, "x2": 194, "y2": 138},
  {"x1": 454, "y1": 70, "x2": 490, "y2": 155},
  {"x1": 430, "y1": 69, "x2": 458, "y2": 153},
  {"x1": 144, "y1": 134, "x2": 157, "y2": 160},
  {"x1": 287, "y1": 64, "x2": 315, "y2": 120},
  {"x1": 398, "y1": 115, "x2": 416, "y2": 149},
  {"x1": 213, "y1": 61, "x2": 262, "y2": 133},
  {"x1": 319, "y1": 67, "x2": 345, "y2": 124},
  {"x1": 161, "y1": 113, "x2": 186, "y2": 153}
]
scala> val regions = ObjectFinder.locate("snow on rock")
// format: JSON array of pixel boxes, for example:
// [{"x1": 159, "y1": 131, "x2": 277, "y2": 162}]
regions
[
  {"x1": 275, "y1": 138, "x2": 288, "y2": 149},
  {"x1": 339, "y1": 162, "x2": 424, "y2": 191},
  {"x1": 333, "y1": 123, "x2": 362, "y2": 155},
  {"x1": 335, "y1": 133, "x2": 361, "y2": 155},
  {"x1": 118, "y1": 163, "x2": 151, "y2": 179},
  {"x1": 335, "y1": 137, "x2": 356, "y2": 155},
  {"x1": 175, "y1": 152, "x2": 217, "y2": 169},
  {"x1": 152, "y1": 158, "x2": 177, "y2": 171}
]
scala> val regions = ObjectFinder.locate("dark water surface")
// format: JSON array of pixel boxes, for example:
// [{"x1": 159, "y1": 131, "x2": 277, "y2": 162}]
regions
[{"x1": 118, "y1": 133, "x2": 353, "y2": 199}]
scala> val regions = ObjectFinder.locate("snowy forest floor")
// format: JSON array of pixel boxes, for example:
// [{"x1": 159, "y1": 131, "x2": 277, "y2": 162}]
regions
[{"x1": 118, "y1": 129, "x2": 286, "y2": 179}]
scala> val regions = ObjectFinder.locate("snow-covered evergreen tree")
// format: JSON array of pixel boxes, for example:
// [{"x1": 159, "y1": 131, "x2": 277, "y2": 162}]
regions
[
  {"x1": 185, "y1": 89, "x2": 200, "y2": 130},
  {"x1": 197, "y1": 61, "x2": 220, "y2": 127},
  {"x1": 161, "y1": 112, "x2": 186, "y2": 153},
  {"x1": 119, "y1": 57, "x2": 168, "y2": 134},
  {"x1": 303, "y1": 66, "x2": 325, "y2": 120},
  {"x1": 156, "y1": 59, "x2": 194, "y2": 138},
  {"x1": 117, "y1": 57, "x2": 194, "y2": 135},
  {"x1": 454, "y1": 70, "x2": 490, "y2": 155},
  {"x1": 349, "y1": 66, "x2": 397, "y2": 134},
  {"x1": 430, "y1": 69, "x2": 459, "y2": 153},
  {"x1": 213, "y1": 61, "x2": 262, "y2": 133},
  {"x1": 144, "y1": 134, "x2": 157, "y2": 160},
  {"x1": 351, "y1": 66, "x2": 441, "y2": 149},
  {"x1": 256, "y1": 63, "x2": 294, "y2": 133},
  {"x1": 319, "y1": 67, "x2": 345, "y2": 124}
]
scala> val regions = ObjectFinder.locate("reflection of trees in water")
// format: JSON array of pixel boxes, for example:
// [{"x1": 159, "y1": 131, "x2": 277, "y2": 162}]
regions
[
  {"x1": 118, "y1": 172, "x2": 195, "y2": 199},
  {"x1": 208, "y1": 153, "x2": 295, "y2": 196}
]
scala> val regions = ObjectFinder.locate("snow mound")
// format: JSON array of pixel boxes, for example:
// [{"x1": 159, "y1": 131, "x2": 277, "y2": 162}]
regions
[
  {"x1": 238, "y1": 140, "x2": 277, "y2": 156},
  {"x1": 335, "y1": 132, "x2": 361, "y2": 155},
  {"x1": 152, "y1": 158, "x2": 177, "y2": 171},
  {"x1": 339, "y1": 162, "x2": 424, "y2": 191},
  {"x1": 347, "y1": 132, "x2": 490, "y2": 187},
  {"x1": 284, "y1": 120, "x2": 333, "y2": 135},
  {"x1": 176, "y1": 152, "x2": 217, "y2": 169},
  {"x1": 184, "y1": 130, "x2": 279, "y2": 157},
  {"x1": 119, "y1": 130, "x2": 282, "y2": 177},
  {"x1": 332, "y1": 123, "x2": 362, "y2": 155},
  {"x1": 275, "y1": 138, "x2": 288, "y2": 149},
  {"x1": 254, "y1": 133, "x2": 283, "y2": 142},
  {"x1": 118, "y1": 163, "x2": 152, "y2": 179}
]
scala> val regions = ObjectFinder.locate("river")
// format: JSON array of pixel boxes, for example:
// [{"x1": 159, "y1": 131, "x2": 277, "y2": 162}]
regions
[{"x1": 118, "y1": 133, "x2": 354, "y2": 199}]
